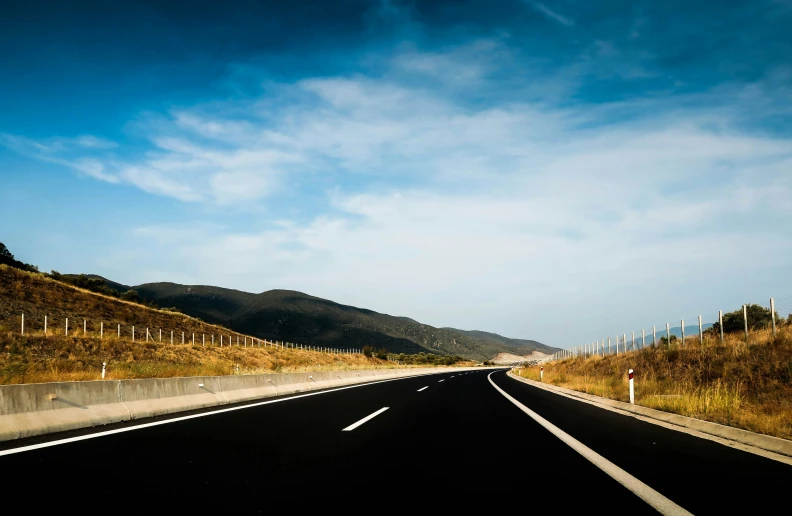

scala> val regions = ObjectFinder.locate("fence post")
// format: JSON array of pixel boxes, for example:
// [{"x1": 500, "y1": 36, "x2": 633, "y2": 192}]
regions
[
  {"x1": 220, "y1": 335, "x2": 223, "y2": 347},
  {"x1": 118, "y1": 324, "x2": 120, "y2": 338},
  {"x1": 719, "y1": 310, "x2": 724, "y2": 344},
  {"x1": 771, "y1": 298, "x2": 776, "y2": 338},
  {"x1": 743, "y1": 304, "x2": 748, "y2": 342},
  {"x1": 653, "y1": 326, "x2": 656, "y2": 346},
  {"x1": 641, "y1": 329, "x2": 645, "y2": 349},
  {"x1": 628, "y1": 369, "x2": 635, "y2": 404},
  {"x1": 666, "y1": 323, "x2": 670, "y2": 346},
  {"x1": 66, "y1": 318, "x2": 69, "y2": 336},
  {"x1": 159, "y1": 329, "x2": 162, "y2": 342},
  {"x1": 44, "y1": 315, "x2": 47, "y2": 336},
  {"x1": 171, "y1": 331, "x2": 174, "y2": 345},
  {"x1": 681, "y1": 320, "x2": 685, "y2": 347},
  {"x1": 84, "y1": 319, "x2": 87, "y2": 335},
  {"x1": 21, "y1": 313, "x2": 24, "y2": 335},
  {"x1": 631, "y1": 331, "x2": 635, "y2": 351},
  {"x1": 101, "y1": 322, "x2": 103, "y2": 339},
  {"x1": 698, "y1": 315, "x2": 703, "y2": 344},
  {"x1": 212, "y1": 335, "x2": 214, "y2": 346},
  {"x1": 132, "y1": 326, "x2": 135, "y2": 341}
]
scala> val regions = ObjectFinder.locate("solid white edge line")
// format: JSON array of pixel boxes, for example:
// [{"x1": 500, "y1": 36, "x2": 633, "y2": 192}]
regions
[
  {"x1": 487, "y1": 372, "x2": 693, "y2": 516},
  {"x1": 417, "y1": 386, "x2": 428, "y2": 392},
  {"x1": 342, "y1": 407, "x2": 390, "y2": 431},
  {"x1": 0, "y1": 372, "x2": 440, "y2": 457}
]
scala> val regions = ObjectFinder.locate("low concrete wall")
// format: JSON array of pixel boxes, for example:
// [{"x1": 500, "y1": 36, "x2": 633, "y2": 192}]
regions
[{"x1": 0, "y1": 367, "x2": 476, "y2": 442}]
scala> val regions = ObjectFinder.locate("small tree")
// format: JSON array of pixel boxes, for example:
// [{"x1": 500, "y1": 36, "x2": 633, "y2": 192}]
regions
[
  {"x1": 362, "y1": 345, "x2": 374, "y2": 358},
  {"x1": 121, "y1": 289, "x2": 141, "y2": 303},
  {"x1": 374, "y1": 347, "x2": 388, "y2": 360},
  {"x1": 713, "y1": 304, "x2": 777, "y2": 334},
  {"x1": 0, "y1": 242, "x2": 13, "y2": 261}
]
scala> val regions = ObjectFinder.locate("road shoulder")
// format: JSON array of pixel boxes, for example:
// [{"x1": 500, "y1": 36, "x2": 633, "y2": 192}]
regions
[{"x1": 506, "y1": 370, "x2": 792, "y2": 465}]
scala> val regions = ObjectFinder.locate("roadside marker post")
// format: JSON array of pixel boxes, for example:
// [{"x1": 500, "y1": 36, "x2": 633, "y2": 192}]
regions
[
  {"x1": 540, "y1": 366, "x2": 544, "y2": 382},
  {"x1": 628, "y1": 369, "x2": 635, "y2": 405},
  {"x1": 719, "y1": 311, "x2": 724, "y2": 344},
  {"x1": 101, "y1": 362, "x2": 106, "y2": 380}
]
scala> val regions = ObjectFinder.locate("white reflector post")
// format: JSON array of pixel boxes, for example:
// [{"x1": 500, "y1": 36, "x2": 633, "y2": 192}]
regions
[{"x1": 628, "y1": 369, "x2": 635, "y2": 405}]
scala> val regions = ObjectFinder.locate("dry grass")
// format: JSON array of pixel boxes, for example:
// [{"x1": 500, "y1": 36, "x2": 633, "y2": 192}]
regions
[
  {"x1": 0, "y1": 265, "x2": 463, "y2": 384},
  {"x1": 517, "y1": 327, "x2": 792, "y2": 440},
  {"x1": 0, "y1": 333, "x2": 409, "y2": 384}
]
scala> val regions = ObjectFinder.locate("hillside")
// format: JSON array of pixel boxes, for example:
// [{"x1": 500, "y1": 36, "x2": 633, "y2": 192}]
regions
[
  {"x1": 516, "y1": 324, "x2": 792, "y2": 441},
  {"x1": 1, "y1": 265, "x2": 475, "y2": 384},
  {"x1": 443, "y1": 328, "x2": 556, "y2": 355},
  {"x1": 65, "y1": 276, "x2": 558, "y2": 361}
]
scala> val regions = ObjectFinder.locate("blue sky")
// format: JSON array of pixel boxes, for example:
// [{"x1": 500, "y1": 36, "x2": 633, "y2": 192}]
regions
[{"x1": 2, "y1": 0, "x2": 792, "y2": 349}]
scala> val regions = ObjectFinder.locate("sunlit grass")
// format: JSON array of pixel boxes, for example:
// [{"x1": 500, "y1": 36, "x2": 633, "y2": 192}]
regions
[
  {"x1": 516, "y1": 326, "x2": 792, "y2": 440},
  {"x1": 1, "y1": 265, "x2": 447, "y2": 384}
]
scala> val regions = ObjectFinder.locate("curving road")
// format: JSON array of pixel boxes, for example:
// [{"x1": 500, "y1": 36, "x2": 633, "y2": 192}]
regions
[{"x1": 1, "y1": 369, "x2": 789, "y2": 513}]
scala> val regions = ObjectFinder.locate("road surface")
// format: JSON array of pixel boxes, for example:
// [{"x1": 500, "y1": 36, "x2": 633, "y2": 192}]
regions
[{"x1": 1, "y1": 369, "x2": 789, "y2": 513}]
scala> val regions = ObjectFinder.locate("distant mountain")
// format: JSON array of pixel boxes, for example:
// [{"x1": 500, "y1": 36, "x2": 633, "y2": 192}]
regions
[
  {"x1": 442, "y1": 328, "x2": 556, "y2": 355},
  {"x1": 74, "y1": 276, "x2": 559, "y2": 361}
]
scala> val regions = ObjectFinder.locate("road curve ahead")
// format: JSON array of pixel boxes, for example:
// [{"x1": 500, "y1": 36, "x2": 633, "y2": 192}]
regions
[{"x1": 1, "y1": 369, "x2": 789, "y2": 513}]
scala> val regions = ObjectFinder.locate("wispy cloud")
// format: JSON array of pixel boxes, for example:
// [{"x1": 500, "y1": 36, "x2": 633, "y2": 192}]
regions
[
  {"x1": 0, "y1": 133, "x2": 119, "y2": 182},
  {"x1": 526, "y1": 1, "x2": 575, "y2": 27},
  {"x1": 6, "y1": 40, "x2": 792, "y2": 344}
]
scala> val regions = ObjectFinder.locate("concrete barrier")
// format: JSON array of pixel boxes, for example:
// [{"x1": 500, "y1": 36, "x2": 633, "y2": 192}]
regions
[{"x1": 0, "y1": 367, "x2": 479, "y2": 442}]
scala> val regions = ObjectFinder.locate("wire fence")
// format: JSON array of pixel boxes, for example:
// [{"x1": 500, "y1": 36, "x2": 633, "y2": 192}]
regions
[
  {"x1": 12, "y1": 312, "x2": 361, "y2": 356},
  {"x1": 548, "y1": 297, "x2": 789, "y2": 361}
]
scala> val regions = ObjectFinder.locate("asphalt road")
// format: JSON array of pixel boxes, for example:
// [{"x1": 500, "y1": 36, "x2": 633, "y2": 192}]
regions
[{"x1": 2, "y1": 369, "x2": 790, "y2": 513}]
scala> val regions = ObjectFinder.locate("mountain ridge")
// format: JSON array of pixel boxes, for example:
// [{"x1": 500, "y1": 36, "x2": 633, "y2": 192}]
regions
[{"x1": 69, "y1": 274, "x2": 558, "y2": 361}]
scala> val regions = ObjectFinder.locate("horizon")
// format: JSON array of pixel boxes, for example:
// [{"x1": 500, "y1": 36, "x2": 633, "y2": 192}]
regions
[{"x1": 2, "y1": 1, "x2": 791, "y2": 349}]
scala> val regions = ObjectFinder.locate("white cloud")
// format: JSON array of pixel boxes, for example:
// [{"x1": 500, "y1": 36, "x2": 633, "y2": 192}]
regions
[
  {"x1": 6, "y1": 42, "x2": 792, "y2": 347},
  {"x1": 73, "y1": 135, "x2": 118, "y2": 149}
]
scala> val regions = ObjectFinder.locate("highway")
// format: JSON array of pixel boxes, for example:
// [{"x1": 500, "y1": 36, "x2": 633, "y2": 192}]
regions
[{"x1": 2, "y1": 369, "x2": 790, "y2": 513}]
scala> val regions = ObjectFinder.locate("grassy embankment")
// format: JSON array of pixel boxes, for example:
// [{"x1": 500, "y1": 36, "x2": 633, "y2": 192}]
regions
[
  {"x1": 516, "y1": 327, "x2": 792, "y2": 440},
  {"x1": 1, "y1": 265, "x2": 471, "y2": 384}
]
